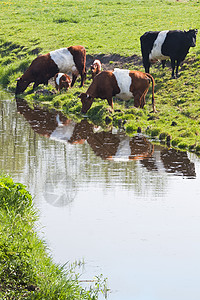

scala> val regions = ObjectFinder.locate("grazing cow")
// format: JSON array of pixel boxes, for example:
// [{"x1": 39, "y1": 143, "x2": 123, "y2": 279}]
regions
[
  {"x1": 140, "y1": 29, "x2": 198, "y2": 78},
  {"x1": 15, "y1": 45, "x2": 86, "y2": 94},
  {"x1": 79, "y1": 68, "x2": 156, "y2": 113},
  {"x1": 54, "y1": 73, "x2": 71, "y2": 92},
  {"x1": 90, "y1": 59, "x2": 102, "y2": 79}
]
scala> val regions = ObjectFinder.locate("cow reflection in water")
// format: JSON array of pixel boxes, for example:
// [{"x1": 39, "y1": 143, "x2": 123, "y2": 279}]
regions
[
  {"x1": 160, "y1": 148, "x2": 196, "y2": 178},
  {"x1": 16, "y1": 98, "x2": 196, "y2": 177},
  {"x1": 140, "y1": 146, "x2": 196, "y2": 178},
  {"x1": 15, "y1": 98, "x2": 153, "y2": 160},
  {"x1": 16, "y1": 97, "x2": 69, "y2": 137},
  {"x1": 87, "y1": 132, "x2": 153, "y2": 161}
]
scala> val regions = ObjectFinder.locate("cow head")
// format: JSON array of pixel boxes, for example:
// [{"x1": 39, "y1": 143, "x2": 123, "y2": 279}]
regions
[
  {"x1": 185, "y1": 29, "x2": 198, "y2": 47},
  {"x1": 15, "y1": 77, "x2": 30, "y2": 95},
  {"x1": 60, "y1": 75, "x2": 71, "y2": 90},
  {"x1": 90, "y1": 64, "x2": 97, "y2": 79},
  {"x1": 90, "y1": 64, "x2": 96, "y2": 72},
  {"x1": 79, "y1": 93, "x2": 94, "y2": 113}
]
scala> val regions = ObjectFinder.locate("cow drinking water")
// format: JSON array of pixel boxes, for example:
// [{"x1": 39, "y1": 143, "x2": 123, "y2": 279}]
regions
[
  {"x1": 140, "y1": 29, "x2": 198, "y2": 78},
  {"x1": 79, "y1": 68, "x2": 156, "y2": 113},
  {"x1": 15, "y1": 45, "x2": 86, "y2": 94}
]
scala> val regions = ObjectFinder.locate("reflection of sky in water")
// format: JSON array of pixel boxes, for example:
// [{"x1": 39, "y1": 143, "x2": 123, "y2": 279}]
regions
[
  {"x1": 1, "y1": 94, "x2": 200, "y2": 300},
  {"x1": 39, "y1": 168, "x2": 200, "y2": 300}
]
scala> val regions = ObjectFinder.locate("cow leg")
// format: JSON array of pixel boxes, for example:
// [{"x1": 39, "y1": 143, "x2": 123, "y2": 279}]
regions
[
  {"x1": 175, "y1": 60, "x2": 181, "y2": 78},
  {"x1": 107, "y1": 97, "x2": 114, "y2": 109},
  {"x1": 80, "y1": 71, "x2": 86, "y2": 87},
  {"x1": 140, "y1": 89, "x2": 148, "y2": 108},
  {"x1": 161, "y1": 60, "x2": 166, "y2": 69},
  {"x1": 133, "y1": 93, "x2": 142, "y2": 108},
  {"x1": 143, "y1": 57, "x2": 151, "y2": 73},
  {"x1": 71, "y1": 74, "x2": 78, "y2": 87},
  {"x1": 144, "y1": 62, "x2": 150, "y2": 74},
  {"x1": 140, "y1": 95, "x2": 145, "y2": 108},
  {"x1": 171, "y1": 59, "x2": 176, "y2": 79},
  {"x1": 33, "y1": 82, "x2": 39, "y2": 90}
]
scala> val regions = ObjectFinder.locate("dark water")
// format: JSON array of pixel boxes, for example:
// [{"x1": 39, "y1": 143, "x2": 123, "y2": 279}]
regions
[{"x1": 1, "y1": 91, "x2": 200, "y2": 300}]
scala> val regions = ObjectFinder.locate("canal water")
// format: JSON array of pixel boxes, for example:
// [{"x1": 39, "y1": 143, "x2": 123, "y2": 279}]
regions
[{"x1": 1, "y1": 91, "x2": 200, "y2": 300}]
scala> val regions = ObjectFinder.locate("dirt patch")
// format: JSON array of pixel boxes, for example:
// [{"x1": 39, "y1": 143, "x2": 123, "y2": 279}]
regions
[
  {"x1": 86, "y1": 53, "x2": 143, "y2": 71},
  {"x1": 35, "y1": 88, "x2": 56, "y2": 95}
]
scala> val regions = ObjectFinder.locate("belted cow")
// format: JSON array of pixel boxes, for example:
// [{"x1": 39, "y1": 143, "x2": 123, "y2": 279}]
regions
[
  {"x1": 79, "y1": 68, "x2": 156, "y2": 113},
  {"x1": 140, "y1": 29, "x2": 198, "y2": 78},
  {"x1": 15, "y1": 45, "x2": 86, "y2": 94}
]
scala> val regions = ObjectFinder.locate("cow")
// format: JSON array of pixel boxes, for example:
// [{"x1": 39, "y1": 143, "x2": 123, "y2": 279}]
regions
[
  {"x1": 54, "y1": 73, "x2": 71, "y2": 92},
  {"x1": 140, "y1": 29, "x2": 198, "y2": 78},
  {"x1": 15, "y1": 45, "x2": 86, "y2": 94},
  {"x1": 90, "y1": 59, "x2": 102, "y2": 79},
  {"x1": 79, "y1": 68, "x2": 156, "y2": 113}
]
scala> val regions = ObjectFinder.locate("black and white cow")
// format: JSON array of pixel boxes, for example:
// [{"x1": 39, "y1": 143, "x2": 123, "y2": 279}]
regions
[{"x1": 140, "y1": 29, "x2": 198, "y2": 78}]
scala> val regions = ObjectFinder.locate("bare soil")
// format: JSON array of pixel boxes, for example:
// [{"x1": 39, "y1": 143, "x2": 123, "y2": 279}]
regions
[{"x1": 86, "y1": 53, "x2": 143, "y2": 70}]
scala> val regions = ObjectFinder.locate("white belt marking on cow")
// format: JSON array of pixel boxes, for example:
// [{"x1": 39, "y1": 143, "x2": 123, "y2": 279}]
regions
[
  {"x1": 50, "y1": 48, "x2": 78, "y2": 73},
  {"x1": 113, "y1": 68, "x2": 133, "y2": 100},
  {"x1": 149, "y1": 30, "x2": 170, "y2": 61},
  {"x1": 55, "y1": 73, "x2": 65, "y2": 86}
]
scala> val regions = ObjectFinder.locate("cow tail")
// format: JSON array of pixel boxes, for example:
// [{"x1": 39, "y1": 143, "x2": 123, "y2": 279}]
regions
[{"x1": 145, "y1": 73, "x2": 156, "y2": 112}]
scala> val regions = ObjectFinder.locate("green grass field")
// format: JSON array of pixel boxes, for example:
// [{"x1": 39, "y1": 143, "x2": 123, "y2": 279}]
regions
[
  {"x1": 0, "y1": 0, "x2": 200, "y2": 153},
  {"x1": 0, "y1": 0, "x2": 199, "y2": 55}
]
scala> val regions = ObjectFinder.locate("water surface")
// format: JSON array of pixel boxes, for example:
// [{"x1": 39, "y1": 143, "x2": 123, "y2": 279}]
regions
[{"x1": 1, "y1": 92, "x2": 200, "y2": 300}]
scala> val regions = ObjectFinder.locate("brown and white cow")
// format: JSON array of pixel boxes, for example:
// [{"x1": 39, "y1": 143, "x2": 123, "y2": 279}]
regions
[
  {"x1": 90, "y1": 59, "x2": 102, "y2": 79},
  {"x1": 15, "y1": 45, "x2": 86, "y2": 94},
  {"x1": 54, "y1": 73, "x2": 71, "y2": 92},
  {"x1": 79, "y1": 68, "x2": 156, "y2": 113}
]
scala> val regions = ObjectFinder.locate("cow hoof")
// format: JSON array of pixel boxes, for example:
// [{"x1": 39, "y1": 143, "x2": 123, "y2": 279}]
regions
[{"x1": 150, "y1": 108, "x2": 157, "y2": 113}]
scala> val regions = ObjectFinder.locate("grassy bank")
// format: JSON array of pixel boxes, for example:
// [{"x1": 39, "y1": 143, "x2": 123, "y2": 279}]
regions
[
  {"x1": 0, "y1": 175, "x2": 107, "y2": 299},
  {"x1": 0, "y1": 0, "x2": 200, "y2": 153}
]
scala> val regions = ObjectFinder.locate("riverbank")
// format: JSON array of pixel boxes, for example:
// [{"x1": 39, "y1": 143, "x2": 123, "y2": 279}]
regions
[
  {"x1": 0, "y1": 175, "x2": 107, "y2": 299},
  {"x1": 0, "y1": 0, "x2": 200, "y2": 155},
  {"x1": 2, "y1": 45, "x2": 200, "y2": 155}
]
